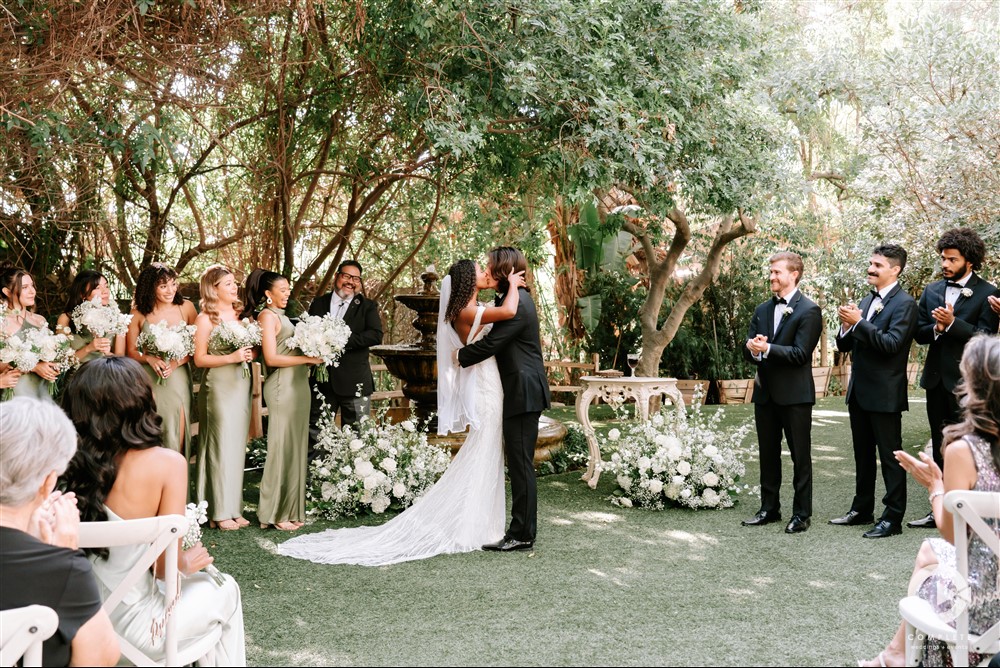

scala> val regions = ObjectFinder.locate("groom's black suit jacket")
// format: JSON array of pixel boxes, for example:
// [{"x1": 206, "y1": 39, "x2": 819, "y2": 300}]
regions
[
  {"x1": 307, "y1": 292, "x2": 383, "y2": 397},
  {"x1": 457, "y1": 287, "x2": 551, "y2": 418},
  {"x1": 746, "y1": 290, "x2": 823, "y2": 407}
]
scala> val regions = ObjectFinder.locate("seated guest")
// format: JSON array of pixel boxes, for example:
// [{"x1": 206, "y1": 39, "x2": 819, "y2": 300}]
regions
[
  {"x1": 60, "y1": 357, "x2": 246, "y2": 665},
  {"x1": 0, "y1": 397, "x2": 119, "y2": 667},
  {"x1": 860, "y1": 334, "x2": 1000, "y2": 666}
]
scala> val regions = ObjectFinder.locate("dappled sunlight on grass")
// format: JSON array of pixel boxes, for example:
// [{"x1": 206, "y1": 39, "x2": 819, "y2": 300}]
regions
[
  {"x1": 808, "y1": 580, "x2": 837, "y2": 589},
  {"x1": 726, "y1": 587, "x2": 761, "y2": 599},
  {"x1": 814, "y1": 409, "x2": 851, "y2": 418},
  {"x1": 814, "y1": 445, "x2": 838, "y2": 452},
  {"x1": 569, "y1": 510, "x2": 623, "y2": 524},
  {"x1": 867, "y1": 572, "x2": 889, "y2": 581},
  {"x1": 660, "y1": 529, "x2": 720, "y2": 547},
  {"x1": 548, "y1": 516, "x2": 574, "y2": 526},
  {"x1": 587, "y1": 568, "x2": 631, "y2": 587}
]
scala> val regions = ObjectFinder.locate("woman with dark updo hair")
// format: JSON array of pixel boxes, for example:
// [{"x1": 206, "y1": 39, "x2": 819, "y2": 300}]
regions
[
  {"x1": 56, "y1": 270, "x2": 127, "y2": 364},
  {"x1": 125, "y1": 263, "x2": 197, "y2": 454},
  {"x1": 59, "y1": 356, "x2": 245, "y2": 664},
  {"x1": 244, "y1": 269, "x2": 320, "y2": 531}
]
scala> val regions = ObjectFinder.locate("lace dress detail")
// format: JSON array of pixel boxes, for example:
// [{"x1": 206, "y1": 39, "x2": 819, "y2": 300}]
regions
[
  {"x1": 276, "y1": 306, "x2": 505, "y2": 566},
  {"x1": 919, "y1": 433, "x2": 1000, "y2": 666}
]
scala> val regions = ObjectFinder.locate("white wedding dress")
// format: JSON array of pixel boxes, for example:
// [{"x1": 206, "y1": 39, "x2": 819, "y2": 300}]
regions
[{"x1": 276, "y1": 302, "x2": 505, "y2": 566}]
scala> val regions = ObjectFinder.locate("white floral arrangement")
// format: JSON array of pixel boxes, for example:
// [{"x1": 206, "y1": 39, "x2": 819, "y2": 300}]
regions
[
  {"x1": 71, "y1": 295, "x2": 132, "y2": 338},
  {"x1": 182, "y1": 501, "x2": 225, "y2": 586},
  {"x1": 208, "y1": 318, "x2": 262, "y2": 378},
  {"x1": 137, "y1": 321, "x2": 196, "y2": 384},
  {"x1": 285, "y1": 313, "x2": 351, "y2": 383},
  {"x1": 601, "y1": 393, "x2": 754, "y2": 510},
  {"x1": 306, "y1": 409, "x2": 449, "y2": 519},
  {"x1": 0, "y1": 325, "x2": 77, "y2": 399}
]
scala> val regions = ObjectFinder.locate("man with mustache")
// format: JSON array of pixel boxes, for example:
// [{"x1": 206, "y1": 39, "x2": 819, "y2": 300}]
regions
[
  {"x1": 831, "y1": 244, "x2": 917, "y2": 538},
  {"x1": 907, "y1": 228, "x2": 998, "y2": 529}
]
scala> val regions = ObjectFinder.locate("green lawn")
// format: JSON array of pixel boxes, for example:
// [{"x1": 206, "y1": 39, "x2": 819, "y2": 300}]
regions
[{"x1": 207, "y1": 395, "x2": 934, "y2": 666}]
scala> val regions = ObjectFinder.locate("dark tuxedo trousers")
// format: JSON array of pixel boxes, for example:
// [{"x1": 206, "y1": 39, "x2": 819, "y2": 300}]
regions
[
  {"x1": 458, "y1": 288, "x2": 551, "y2": 543},
  {"x1": 835, "y1": 284, "x2": 917, "y2": 524},
  {"x1": 746, "y1": 291, "x2": 823, "y2": 519},
  {"x1": 915, "y1": 274, "x2": 999, "y2": 468}
]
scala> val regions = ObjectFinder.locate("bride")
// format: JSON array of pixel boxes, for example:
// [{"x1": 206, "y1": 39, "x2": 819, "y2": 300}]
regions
[{"x1": 276, "y1": 259, "x2": 525, "y2": 566}]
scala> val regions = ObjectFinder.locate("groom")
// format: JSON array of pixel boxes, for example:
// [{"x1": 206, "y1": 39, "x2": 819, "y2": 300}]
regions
[{"x1": 458, "y1": 247, "x2": 551, "y2": 552}]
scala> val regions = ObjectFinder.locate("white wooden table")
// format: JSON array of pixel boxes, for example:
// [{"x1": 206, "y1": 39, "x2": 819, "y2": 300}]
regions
[{"x1": 575, "y1": 376, "x2": 685, "y2": 489}]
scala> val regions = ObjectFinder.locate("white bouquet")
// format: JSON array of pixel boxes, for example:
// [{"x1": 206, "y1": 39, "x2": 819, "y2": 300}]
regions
[
  {"x1": 307, "y1": 408, "x2": 449, "y2": 519},
  {"x1": 136, "y1": 321, "x2": 196, "y2": 384},
  {"x1": 601, "y1": 389, "x2": 754, "y2": 510},
  {"x1": 285, "y1": 313, "x2": 351, "y2": 383},
  {"x1": 0, "y1": 325, "x2": 77, "y2": 399},
  {"x1": 182, "y1": 501, "x2": 226, "y2": 586},
  {"x1": 208, "y1": 318, "x2": 262, "y2": 378},
  {"x1": 71, "y1": 295, "x2": 132, "y2": 339}
]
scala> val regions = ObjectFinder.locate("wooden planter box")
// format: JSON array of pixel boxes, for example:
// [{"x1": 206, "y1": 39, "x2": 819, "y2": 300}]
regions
[
  {"x1": 674, "y1": 379, "x2": 711, "y2": 406},
  {"x1": 907, "y1": 362, "x2": 920, "y2": 388},
  {"x1": 830, "y1": 364, "x2": 852, "y2": 396},
  {"x1": 812, "y1": 366, "x2": 832, "y2": 399},
  {"x1": 717, "y1": 378, "x2": 754, "y2": 404}
]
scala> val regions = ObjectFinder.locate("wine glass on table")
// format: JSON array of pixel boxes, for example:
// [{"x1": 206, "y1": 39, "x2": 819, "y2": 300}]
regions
[{"x1": 626, "y1": 353, "x2": 640, "y2": 377}]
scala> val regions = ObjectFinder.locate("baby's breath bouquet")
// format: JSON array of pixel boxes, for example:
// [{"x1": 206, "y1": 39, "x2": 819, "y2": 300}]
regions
[
  {"x1": 136, "y1": 321, "x2": 196, "y2": 384},
  {"x1": 602, "y1": 389, "x2": 754, "y2": 510},
  {"x1": 285, "y1": 313, "x2": 350, "y2": 383},
  {"x1": 182, "y1": 501, "x2": 225, "y2": 586},
  {"x1": 71, "y1": 295, "x2": 132, "y2": 339},
  {"x1": 208, "y1": 319, "x2": 262, "y2": 378},
  {"x1": 307, "y1": 408, "x2": 449, "y2": 519},
  {"x1": 0, "y1": 326, "x2": 77, "y2": 399}
]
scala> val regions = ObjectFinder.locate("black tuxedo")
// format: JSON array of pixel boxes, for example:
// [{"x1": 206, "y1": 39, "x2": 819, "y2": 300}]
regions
[
  {"x1": 915, "y1": 273, "x2": 999, "y2": 468},
  {"x1": 746, "y1": 290, "x2": 823, "y2": 519},
  {"x1": 835, "y1": 284, "x2": 917, "y2": 524},
  {"x1": 459, "y1": 287, "x2": 550, "y2": 542},
  {"x1": 307, "y1": 292, "x2": 383, "y2": 425}
]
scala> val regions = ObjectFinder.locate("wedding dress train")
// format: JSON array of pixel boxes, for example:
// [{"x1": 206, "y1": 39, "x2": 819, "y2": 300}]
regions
[{"x1": 276, "y1": 306, "x2": 505, "y2": 566}]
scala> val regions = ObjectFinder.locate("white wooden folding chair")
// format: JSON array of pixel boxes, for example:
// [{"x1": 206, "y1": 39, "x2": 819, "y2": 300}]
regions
[
  {"x1": 0, "y1": 604, "x2": 58, "y2": 667},
  {"x1": 78, "y1": 514, "x2": 222, "y2": 667},
  {"x1": 900, "y1": 490, "x2": 1000, "y2": 667}
]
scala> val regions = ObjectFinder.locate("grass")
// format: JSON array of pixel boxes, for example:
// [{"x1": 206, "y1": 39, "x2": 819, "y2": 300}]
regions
[{"x1": 204, "y1": 395, "x2": 935, "y2": 666}]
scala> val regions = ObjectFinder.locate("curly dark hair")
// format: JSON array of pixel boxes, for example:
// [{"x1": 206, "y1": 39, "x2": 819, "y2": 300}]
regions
[
  {"x1": 944, "y1": 334, "x2": 1000, "y2": 472},
  {"x1": 937, "y1": 228, "x2": 986, "y2": 270},
  {"x1": 62, "y1": 270, "x2": 106, "y2": 333},
  {"x1": 59, "y1": 357, "x2": 163, "y2": 555},
  {"x1": 445, "y1": 260, "x2": 477, "y2": 323},
  {"x1": 240, "y1": 268, "x2": 285, "y2": 320},
  {"x1": 133, "y1": 263, "x2": 184, "y2": 315}
]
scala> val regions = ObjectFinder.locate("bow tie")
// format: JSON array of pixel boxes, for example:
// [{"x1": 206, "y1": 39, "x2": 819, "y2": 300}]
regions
[
  {"x1": 946, "y1": 281, "x2": 964, "y2": 289},
  {"x1": 773, "y1": 296, "x2": 787, "y2": 305},
  {"x1": 870, "y1": 289, "x2": 881, "y2": 298}
]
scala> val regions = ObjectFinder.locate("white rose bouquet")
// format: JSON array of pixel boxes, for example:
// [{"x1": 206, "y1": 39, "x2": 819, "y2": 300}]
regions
[
  {"x1": 306, "y1": 408, "x2": 449, "y2": 519},
  {"x1": 71, "y1": 295, "x2": 132, "y2": 339},
  {"x1": 208, "y1": 319, "x2": 262, "y2": 378},
  {"x1": 182, "y1": 501, "x2": 226, "y2": 586},
  {"x1": 0, "y1": 325, "x2": 77, "y2": 399},
  {"x1": 137, "y1": 321, "x2": 196, "y2": 384},
  {"x1": 601, "y1": 388, "x2": 754, "y2": 510},
  {"x1": 285, "y1": 313, "x2": 351, "y2": 383}
]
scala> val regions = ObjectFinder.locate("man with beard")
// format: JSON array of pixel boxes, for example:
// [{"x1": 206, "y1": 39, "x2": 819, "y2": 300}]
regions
[
  {"x1": 907, "y1": 228, "x2": 999, "y2": 529},
  {"x1": 831, "y1": 244, "x2": 918, "y2": 538}
]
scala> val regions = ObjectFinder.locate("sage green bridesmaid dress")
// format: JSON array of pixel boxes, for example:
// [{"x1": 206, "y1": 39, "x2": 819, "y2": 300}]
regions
[
  {"x1": 258, "y1": 307, "x2": 311, "y2": 525},
  {"x1": 139, "y1": 319, "x2": 192, "y2": 456},
  {"x1": 196, "y1": 321, "x2": 252, "y2": 522},
  {"x1": 69, "y1": 330, "x2": 105, "y2": 364},
  {"x1": 9, "y1": 319, "x2": 52, "y2": 401}
]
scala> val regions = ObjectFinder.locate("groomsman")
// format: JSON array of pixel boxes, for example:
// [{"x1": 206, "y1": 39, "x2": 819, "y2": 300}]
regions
[
  {"x1": 830, "y1": 244, "x2": 917, "y2": 538},
  {"x1": 742, "y1": 252, "x2": 822, "y2": 534},
  {"x1": 308, "y1": 260, "x2": 383, "y2": 432},
  {"x1": 908, "y1": 228, "x2": 998, "y2": 529}
]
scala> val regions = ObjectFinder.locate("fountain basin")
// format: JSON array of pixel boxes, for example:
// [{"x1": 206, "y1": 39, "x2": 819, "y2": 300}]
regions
[{"x1": 371, "y1": 344, "x2": 437, "y2": 429}]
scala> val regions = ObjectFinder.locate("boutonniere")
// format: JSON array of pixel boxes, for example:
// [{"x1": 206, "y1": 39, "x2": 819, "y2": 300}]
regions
[
  {"x1": 351, "y1": 297, "x2": 361, "y2": 307},
  {"x1": 782, "y1": 307, "x2": 794, "y2": 319},
  {"x1": 874, "y1": 303, "x2": 884, "y2": 314},
  {"x1": 960, "y1": 287, "x2": 973, "y2": 298}
]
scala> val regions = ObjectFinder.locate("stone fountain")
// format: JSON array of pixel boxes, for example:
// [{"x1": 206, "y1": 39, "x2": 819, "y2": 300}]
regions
[{"x1": 370, "y1": 268, "x2": 441, "y2": 431}]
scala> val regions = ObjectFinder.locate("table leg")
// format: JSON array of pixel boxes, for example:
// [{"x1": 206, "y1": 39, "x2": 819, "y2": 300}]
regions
[{"x1": 576, "y1": 387, "x2": 602, "y2": 488}]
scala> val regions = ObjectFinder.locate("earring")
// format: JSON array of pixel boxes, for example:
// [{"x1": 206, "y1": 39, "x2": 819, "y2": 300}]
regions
[{"x1": 266, "y1": 296, "x2": 273, "y2": 305}]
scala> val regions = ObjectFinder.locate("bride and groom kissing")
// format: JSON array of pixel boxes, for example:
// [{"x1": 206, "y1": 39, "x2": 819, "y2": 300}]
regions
[{"x1": 277, "y1": 246, "x2": 551, "y2": 566}]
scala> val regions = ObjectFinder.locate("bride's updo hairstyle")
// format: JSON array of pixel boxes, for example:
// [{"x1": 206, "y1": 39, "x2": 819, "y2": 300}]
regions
[
  {"x1": 240, "y1": 268, "x2": 284, "y2": 320},
  {"x1": 445, "y1": 260, "x2": 477, "y2": 323},
  {"x1": 60, "y1": 357, "x2": 163, "y2": 541}
]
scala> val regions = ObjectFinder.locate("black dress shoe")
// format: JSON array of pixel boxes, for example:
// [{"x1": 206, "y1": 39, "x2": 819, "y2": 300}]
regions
[
  {"x1": 828, "y1": 510, "x2": 875, "y2": 526},
  {"x1": 862, "y1": 520, "x2": 902, "y2": 539},
  {"x1": 482, "y1": 538, "x2": 507, "y2": 551},
  {"x1": 906, "y1": 512, "x2": 936, "y2": 529},
  {"x1": 785, "y1": 516, "x2": 810, "y2": 534},
  {"x1": 741, "y1": 510, "x2": 781, "y2": 527},
  {"x1": 498, "y1": 538, "x2": 534, "y2": 552}
]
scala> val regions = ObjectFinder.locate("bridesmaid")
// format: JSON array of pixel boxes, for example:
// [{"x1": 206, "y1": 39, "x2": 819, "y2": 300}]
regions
[
  {"x1": 57, "y1": 270, "x2": 127, "y2": 364},
  {"x1": 126, "y1": 263, "x2": 197, "y2": 455},
  {"x1": 0, "y1": 267, "x2": 59, "y2": 399},
  {"x1": 244, "y1": 269, "x2": 320, "y2": 531},
  {"x1": 194, "y1": 265, "x2": 254, "y2": 531}
]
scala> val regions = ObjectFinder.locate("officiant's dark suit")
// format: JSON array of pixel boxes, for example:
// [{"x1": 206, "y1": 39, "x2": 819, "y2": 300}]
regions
[
  {"x1": 459, "y1": 248, "x2": 550, "y2": 548},
  {"x1": 833, "y1": 246, "x2": 917, "y2": 537},
  {"x1": 308, "y1": 261, "x2": 383, "y2": 429},
  {"x1": 743, "y1": 252, "x2": 822, "y2": 534}
]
